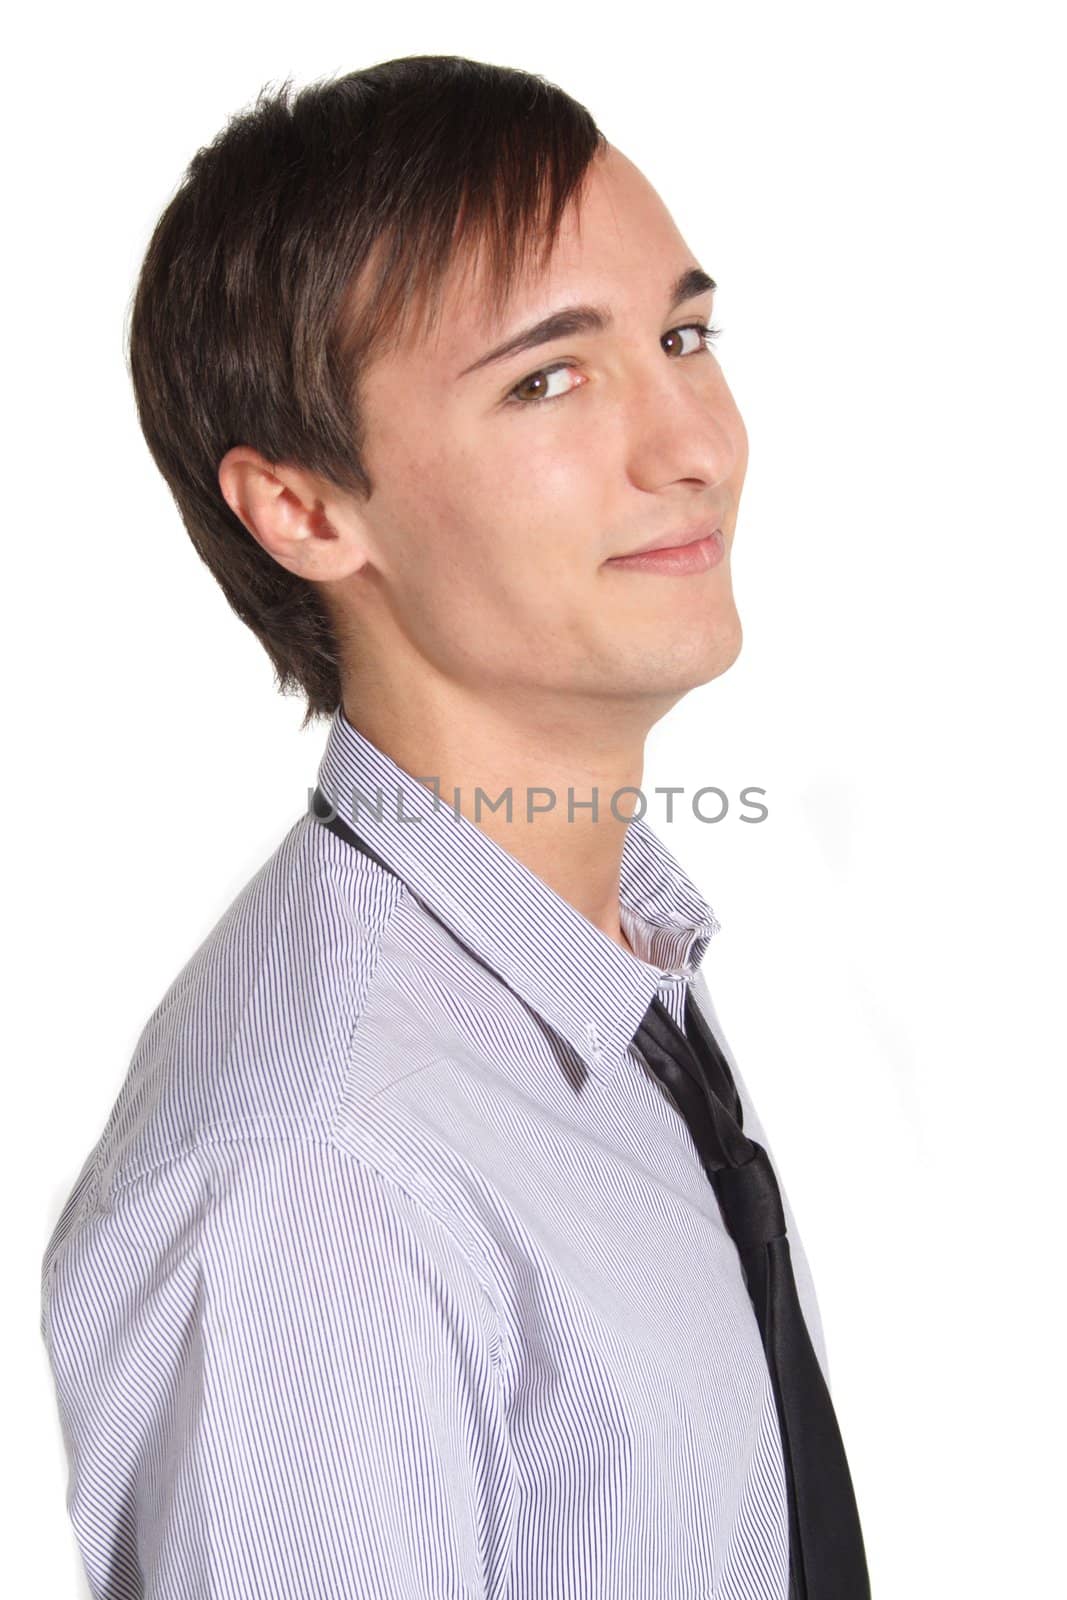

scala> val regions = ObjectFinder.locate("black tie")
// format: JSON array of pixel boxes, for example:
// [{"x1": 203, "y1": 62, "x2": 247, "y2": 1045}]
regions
[{"x1": 633, "y1": 991, "x2": 871, "y2": 1600}]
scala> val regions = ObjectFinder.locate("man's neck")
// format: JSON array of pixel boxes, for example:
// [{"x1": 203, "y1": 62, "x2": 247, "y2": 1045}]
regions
[{"x1": 340, "y1": 688, "x2": 658, "y2": 950}]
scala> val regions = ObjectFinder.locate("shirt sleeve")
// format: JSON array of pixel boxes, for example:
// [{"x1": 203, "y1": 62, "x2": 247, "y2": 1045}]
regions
[{"x1": 41, "y1": 1136, "x2": 516, "y2": 1599}]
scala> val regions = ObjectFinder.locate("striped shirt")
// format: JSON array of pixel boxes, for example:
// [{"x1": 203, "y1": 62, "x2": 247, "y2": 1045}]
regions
[{"x1": 40, "y1": 705, "x2": 831, "y2": 1599}]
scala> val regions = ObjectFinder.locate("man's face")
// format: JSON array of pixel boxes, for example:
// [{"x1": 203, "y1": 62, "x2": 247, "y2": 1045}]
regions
[{"x1": 341, "y1": 143, "x2": 748, "y2": 716}]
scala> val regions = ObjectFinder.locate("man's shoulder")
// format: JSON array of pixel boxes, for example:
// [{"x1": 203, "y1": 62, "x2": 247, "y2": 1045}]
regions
[{"x1": 80, "y1": 810, "x2": 411, "y2": 1203}]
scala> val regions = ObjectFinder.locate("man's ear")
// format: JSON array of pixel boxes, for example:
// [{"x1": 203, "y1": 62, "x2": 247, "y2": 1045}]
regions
[{"x1": 217, "y1": 446, "x2": 370, "y2": 580}]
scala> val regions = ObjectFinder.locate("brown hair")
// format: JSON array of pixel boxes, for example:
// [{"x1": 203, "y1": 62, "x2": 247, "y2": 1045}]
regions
[{"x1": 127, "y1": 55, "x2": 608, "y2": 726}]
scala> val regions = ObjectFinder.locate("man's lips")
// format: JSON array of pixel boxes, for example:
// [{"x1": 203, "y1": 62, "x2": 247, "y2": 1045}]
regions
[
  {"x1": 604, "y1": 528, "x2": 726, "y2": 575},
  {"x1": 608, "y1": 519, "x2": 722, "y2": 559}
]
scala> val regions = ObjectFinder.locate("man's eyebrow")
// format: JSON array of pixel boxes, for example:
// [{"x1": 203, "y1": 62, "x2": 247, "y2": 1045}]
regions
[{"x1": 454, "y1": 265, "x2": 717, "y2": 381}]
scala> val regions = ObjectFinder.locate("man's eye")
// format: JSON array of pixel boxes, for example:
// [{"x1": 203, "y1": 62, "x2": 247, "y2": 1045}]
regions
[{"x1": 503, "y1": 322, "x2": 723, "y2": 409}]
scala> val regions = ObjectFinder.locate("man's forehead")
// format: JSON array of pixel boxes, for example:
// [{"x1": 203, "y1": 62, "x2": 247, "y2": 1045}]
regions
[
  {"x1": 439, "y1": 184, "x2": 678, "y2": 347},
  {"x1": 357, "y1": 149, "x2": 700, "y2": 376}
]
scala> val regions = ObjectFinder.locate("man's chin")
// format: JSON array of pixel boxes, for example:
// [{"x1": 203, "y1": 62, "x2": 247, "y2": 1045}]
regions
[
  {"x1": 685, "y1": 609, "x2": 744, "y2": 689},
  {"x1": 608, "y1": 619, "x2": 744, "y2": 705}
]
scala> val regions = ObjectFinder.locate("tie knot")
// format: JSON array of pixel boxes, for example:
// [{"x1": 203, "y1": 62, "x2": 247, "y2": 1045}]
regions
[{"x1": 711, "y1": 1142, "x2": 786, "y2": 1251}]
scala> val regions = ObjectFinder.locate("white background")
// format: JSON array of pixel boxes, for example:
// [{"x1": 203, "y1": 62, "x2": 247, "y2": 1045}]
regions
[{"x1": 7, "y1": 2, "x2": 1064, "y2": 1594}]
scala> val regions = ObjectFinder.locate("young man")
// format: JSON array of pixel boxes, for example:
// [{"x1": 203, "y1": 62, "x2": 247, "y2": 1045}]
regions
[{"x1": 40, "y1": 55, "x2": 869, "y2": 1599}]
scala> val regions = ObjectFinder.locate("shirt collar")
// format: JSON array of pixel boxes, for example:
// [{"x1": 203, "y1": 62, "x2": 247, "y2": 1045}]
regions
[{"x1": 313, "y1": 707, "x2": 720, "y2": 1079}]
